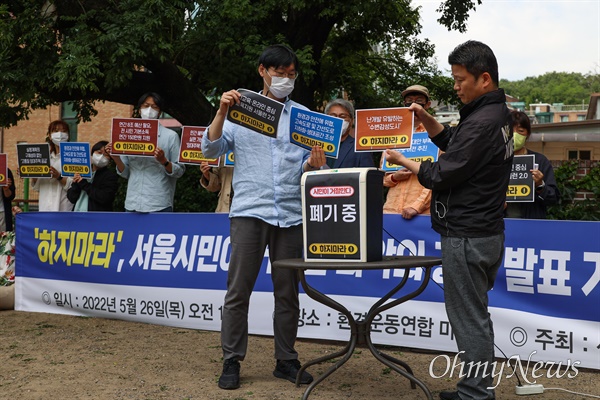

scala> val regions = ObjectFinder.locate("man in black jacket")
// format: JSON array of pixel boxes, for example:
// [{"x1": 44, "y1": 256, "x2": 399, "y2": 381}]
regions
[{"x1": 386, "y1": 41, "x2": 513, "y2": 400}]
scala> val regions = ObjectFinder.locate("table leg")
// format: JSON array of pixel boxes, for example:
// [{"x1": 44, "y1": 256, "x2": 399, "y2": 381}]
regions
[
  {"x1": 363, "y1": 267, "x2": 434, "y2": 399},
  {"x1": 296, "y1": 266, "x2": 434, "y2": 400},
  {"x1": 297, "y1": 270, "x2": 359, "y2": 399},
  {"x1": 365, "y1": 338, "x2": 433, "y2": 399}
]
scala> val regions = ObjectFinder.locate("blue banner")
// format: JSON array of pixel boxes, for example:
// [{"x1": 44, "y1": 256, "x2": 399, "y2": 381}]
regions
[
  {"x1": 15, "y1": 212, "x2": 600, "y2": 369},
  {"x1": 17, "y1": 212, "x2": 230, "y2": 290},
  {"x1": 16, "y1": 213, "x2": 599, "y2": 322}
]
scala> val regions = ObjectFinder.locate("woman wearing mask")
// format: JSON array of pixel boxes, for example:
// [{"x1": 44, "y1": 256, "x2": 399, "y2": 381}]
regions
[
  {"x1": 324, "y1": 99, "x2": 374, "y2": 168},
  {"x1": 67, "y1": 140, "x2": 119, "y2": 211},
  {"x1": 505, "y1": 110, "x2": 559, "y2": 219},
  {"x1": 31, "y1": 120, "x2": 74, "y2": 211}
]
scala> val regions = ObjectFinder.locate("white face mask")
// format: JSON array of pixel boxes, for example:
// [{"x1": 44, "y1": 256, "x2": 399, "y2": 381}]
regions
[
  {"x1": 341, "y1": 120, "x2": 350, "y2": 134},
  {"x1": 51, "y1": 132, "x2": 69, "y2": 146},
  {"x1": 265, "y1": 71, "x2": 295, "y2": 99},
  {"x1": 140, "y1": 107, "x2": 159, "y2": 119},
  {"x1": 92, "y1": 153, "x2": 109, "y2": 168}
]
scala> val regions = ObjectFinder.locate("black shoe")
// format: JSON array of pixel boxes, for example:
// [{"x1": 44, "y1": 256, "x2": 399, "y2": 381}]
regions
[
  {"x1": 439, "y1": 391, "x2": 461, "y2": 400},
  {"x1": 218, "y1": 358, "x2": 240, "y2": 390},
  {"x1": 273, "y1": 359, "x2": 314, "y2": 384}
]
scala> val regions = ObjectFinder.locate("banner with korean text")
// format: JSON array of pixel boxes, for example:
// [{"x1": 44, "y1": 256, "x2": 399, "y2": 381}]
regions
[{"x1": 15, "y1": 213, "x2": 599, "y2": 369}]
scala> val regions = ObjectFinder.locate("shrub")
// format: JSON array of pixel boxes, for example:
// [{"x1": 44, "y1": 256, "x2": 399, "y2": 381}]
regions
[{"x1": 547, "y1": 161, "x2": 599, "y2": 221}]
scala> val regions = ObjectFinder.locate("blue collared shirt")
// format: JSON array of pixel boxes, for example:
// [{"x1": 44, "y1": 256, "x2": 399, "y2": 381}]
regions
[
  {"x1": 118, "y1": 124, "x2": 185, "y2": 212},
  {"x1": 202, "y1": 98, "x2": 310, "y2": 227}
]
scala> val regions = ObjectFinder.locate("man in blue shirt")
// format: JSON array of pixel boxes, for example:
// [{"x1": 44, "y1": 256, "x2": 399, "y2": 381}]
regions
[{"x1": 202, "y1": 44, "x2": 326, "y2": 391}]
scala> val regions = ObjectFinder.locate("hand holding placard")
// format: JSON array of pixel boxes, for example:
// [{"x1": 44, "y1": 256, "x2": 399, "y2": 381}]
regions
[{"x1": 226, "y1": 89, "x2": 284, "y2": 138}]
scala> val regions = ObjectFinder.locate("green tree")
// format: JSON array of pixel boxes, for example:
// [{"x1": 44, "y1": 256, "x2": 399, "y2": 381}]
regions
[
  {"x1": 501, "y1": 71, "x2": 600, "y2": 106},
  {"x1": 0, "y1": 0, "x2": 479, "y2": 127}
]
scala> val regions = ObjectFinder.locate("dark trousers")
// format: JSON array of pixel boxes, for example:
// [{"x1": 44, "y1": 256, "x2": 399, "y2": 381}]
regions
[
  {"x1": 441, "y1": 233, "x2": 505, "y2": 400},
  {"x1": 221, "y1": 217, "x2": 303, "y2": 361}
]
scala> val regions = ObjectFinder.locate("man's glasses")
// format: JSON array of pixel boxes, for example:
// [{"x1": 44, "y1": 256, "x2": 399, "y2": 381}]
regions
[
  {"x1": 404, "y1": 101, "x2": 427, "y2": 108},
  {"x1": 269, "y1": 68, "x2": 298, "y2": 80},
  {"x1": 328, "y1": 113, "x2": 351, "y2": 119}
]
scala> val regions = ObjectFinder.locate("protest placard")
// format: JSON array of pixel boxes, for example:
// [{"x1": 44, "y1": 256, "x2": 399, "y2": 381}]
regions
[
  {"x1": 289, "y1": 107, "x2": 343, "y2": 158},
  {"x1": 506, "y1": 154, "x2": 535, "y2": 202},
  {"x1": 110, "y1": 118, "x2": 159, "y2": 157},
  {"x1": 355, "y1": 107, "x2": 414, "y2": 152},
  {"x1": 227, "y1": 89, "x2": 284, "y2": 138},
  {"x1": 178, "y1": 126, "x2": 219, "y2": 166},
  {"x1": 16, "y1": 143, "x2": 51, "y2": 178},
  {"x1": 381, "y1": 132, "x2": 439, "y2": 171},
  {"x1": 60, "y1": 142, "x2": 91, "y2": 178},
  {"x1": 224, "y1": 151, "x2": 234, "y2": 167},
  {"x1": 0, "y1": 154, "x2": 7, "y2": 186}
]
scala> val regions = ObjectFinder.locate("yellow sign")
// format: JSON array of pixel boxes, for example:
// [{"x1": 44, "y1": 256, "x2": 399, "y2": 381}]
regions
[
  {"x1": 20, "y1": 165, "x2": 50, "y2": 174},
  {"x1": 291, "y1": 133, "x2": 336, "y2": 153},
  {"x1": 113, "y1": 142, "x2": 155, "y2": 153},
  {"x1": 506, "y1": 185, "x2": 531, "y2": 197},
  {"x1": 309, "y1": 243, "x2": 359, "y2": 255},
  {"x1": 229, "y1": 111, "x2": 275, "y2": 136},
  {"x1": 359, "y1": 135, "x2": 409, "y2": 147},
  {"x1": 63, "y1": 165, "x2": 90, "y2": 174},
  {"x1": 181, "y1": 150, "x2": 216, "y2": 162}
]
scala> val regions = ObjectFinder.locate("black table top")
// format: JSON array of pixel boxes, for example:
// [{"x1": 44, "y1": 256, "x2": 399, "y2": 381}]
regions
[{"x1": 272, "y1": 256, "x2": 442, "y2": 271}]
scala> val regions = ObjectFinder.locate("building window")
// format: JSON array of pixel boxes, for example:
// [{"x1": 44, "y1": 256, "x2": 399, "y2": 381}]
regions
[
  {"x1": 577, "y1": 115, "x2": 585, "y2": 121},
  {"x1": 61, "y1": 101, "x2": 78, "y2": 141},
  {"x1": 568, "y1": 149, "x2": 592, "y2": 160},
  {"x1": 560, "y1": 115, "x2": 569, "y2": 122},
  {"x1": 536, "y1": 113, "x2": 552, "y2": 124}
]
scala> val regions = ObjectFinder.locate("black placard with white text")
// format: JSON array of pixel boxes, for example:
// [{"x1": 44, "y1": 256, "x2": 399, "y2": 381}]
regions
[
  {"x1": 506, "y1": 154, "x2": 535, "y2": 202},
  {"x1": 227, "y1": 89, "x2": 284, "y2": 138}
]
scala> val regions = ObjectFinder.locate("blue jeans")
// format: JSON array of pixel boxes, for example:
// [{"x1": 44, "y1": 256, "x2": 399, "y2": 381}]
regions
[{"x1": 441, "y1": 234, "x2": 504, "y2": 400}]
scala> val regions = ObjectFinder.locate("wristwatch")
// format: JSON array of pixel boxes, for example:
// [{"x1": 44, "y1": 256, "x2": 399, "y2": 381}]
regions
[
  {"x1": 536, "y1": 181, "x2": 545, "y2": 190},
  {"x1": 163, "y1": 160, "x2": 170, "y2": 167}
]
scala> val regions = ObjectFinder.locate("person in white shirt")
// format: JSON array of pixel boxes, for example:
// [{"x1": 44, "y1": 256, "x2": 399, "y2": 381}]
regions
[
  {"x1": 31, "y1": 120, "x2": 74, "y2": 211},
  {"x1": 107, "y1": 92, "x2": 185, "y2": 212}
]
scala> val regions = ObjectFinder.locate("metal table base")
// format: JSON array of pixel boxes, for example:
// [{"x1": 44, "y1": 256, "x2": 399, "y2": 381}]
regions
[{"x1": 273, "y1": 256, "x2": 442, "y2": 400}]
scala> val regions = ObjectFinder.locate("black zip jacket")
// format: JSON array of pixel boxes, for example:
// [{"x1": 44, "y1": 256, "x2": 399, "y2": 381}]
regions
[{"x1": 417, "y1": 89, "x2": 513, "y2": 237}]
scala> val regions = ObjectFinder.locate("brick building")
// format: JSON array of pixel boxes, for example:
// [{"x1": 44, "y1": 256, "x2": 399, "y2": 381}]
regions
[{"x1": 0, "y1": 101, "x2": 131, "y2": 206}]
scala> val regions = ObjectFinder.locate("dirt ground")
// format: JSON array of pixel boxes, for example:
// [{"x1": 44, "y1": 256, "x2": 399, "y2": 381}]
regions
[{"x1": 0, "y1": 310, "x2": 598, "y2": 400}]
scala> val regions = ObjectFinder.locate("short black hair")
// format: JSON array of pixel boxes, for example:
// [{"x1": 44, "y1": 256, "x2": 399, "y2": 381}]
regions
[
  {"x1": 136, "y1": 92, "x2": 165, "y2": 111},
  {"x1": 91, "y1": 140, "x2": 109, "y2": 154},
  {"x1": 510, "y1": 110, "x2": 531, "y2": 136},
  {"x1": 258, "y1": 44, "x2": 299, "y2": 71},
  {"x1": 448, "y1": 40, "x2": 499, "y2": 86}
]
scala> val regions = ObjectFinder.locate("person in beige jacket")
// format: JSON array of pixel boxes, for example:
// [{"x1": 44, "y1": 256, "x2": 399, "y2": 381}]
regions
[
  {"x1": 199, "y1": 156, "x2": 233, "y2": 213},
  {"x1": 383, "y1": 85, "x2": 432, "y2": 219}
]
